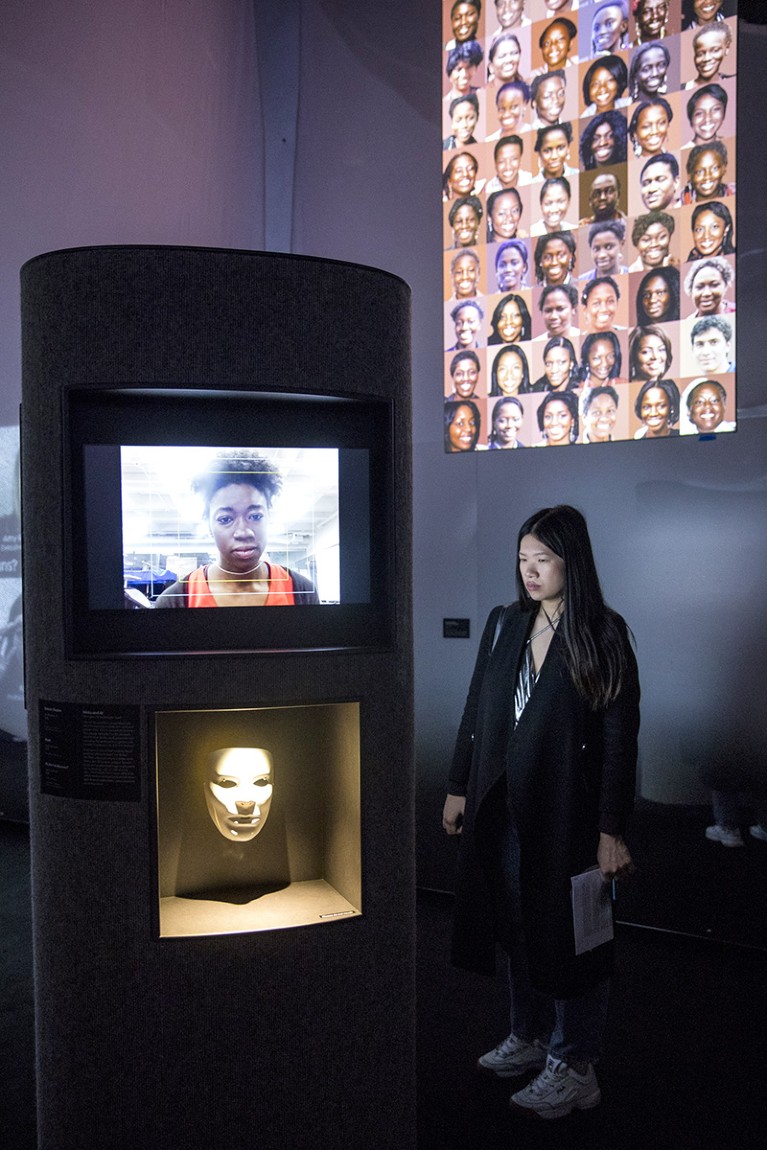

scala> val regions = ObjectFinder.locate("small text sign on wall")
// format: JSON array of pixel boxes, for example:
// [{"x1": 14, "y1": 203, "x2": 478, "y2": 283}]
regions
[{"x1": 40, "y1": 700, "x2": 141, "y2": 801}]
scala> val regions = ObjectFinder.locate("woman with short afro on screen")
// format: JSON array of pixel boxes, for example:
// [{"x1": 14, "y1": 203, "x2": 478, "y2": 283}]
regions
[{"x1": 156, "y1": 450, "x2": 319, "y2": 607}]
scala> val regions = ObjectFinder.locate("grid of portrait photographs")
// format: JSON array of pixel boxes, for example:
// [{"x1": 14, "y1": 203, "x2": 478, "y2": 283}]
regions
[{"x1": 442, "y1": 0, "x2": 737, "y2": 452}]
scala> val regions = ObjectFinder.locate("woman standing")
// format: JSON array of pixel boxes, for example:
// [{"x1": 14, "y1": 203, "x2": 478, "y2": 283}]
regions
[{"x1": 443, "y1": 505, "x2": 639, "y2": 1119}]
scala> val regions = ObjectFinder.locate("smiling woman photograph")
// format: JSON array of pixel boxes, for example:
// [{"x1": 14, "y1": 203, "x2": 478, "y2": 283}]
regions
[
  {"x1": 684, "y1": 21, "x2": 734, "y2": 88},
  {"x1": 683, "y1": 256, "x2": 734, "y2": 316},
  {"x1": 591, "y1": 2, "x2": 629, "y2": 55},
  {"x1": 534, "y1": 231, "x2": 577, "y2": 286},
  {"x1": 445, "y1": 38, "x2": 484, "y2": 101},
  {"x1": 629, "y1": 211, "x2": 676, "y2": 273},
  {"x1": 635, "y1": 265, "x2": 679, "y2": 325},
  {"x1": 530, "y1": 177, "x2": 576, "y2": 236},
  {"x1": 449, "y1": 248, "x2": 482, "y2": 301},
  {"x1": 442, "y1": 150, "x2": 482, "y2": 202},
  {"x1": 487, "y1": 187, "x2": 526, "y2": 243},
  {"x1": 530, "y1": 73, "x2": 567, "y2": 130},
  {"x1": 628, "y1": 40, "x2": 671, "y2": 101},
  {"x1": 446, "y1": 0, "x2": 482, "y2": 48},
  {"x1": 492, "y1": 0, "x2": 528, "y2": 33},
  {"x1": 486, "y1": 135, "x2": 529, "y2": 194},
  {"x1": 581, "y1": 56, "x2": 630, "y2": 118},
  {"x1": 495, "y1": 239, "x2": 530, "y2": 292},
  {"x1": 687, "y1": 200, "x2": 735, "y2": 260},
  {"x1": 533, "y1": 121, "x2": 575, "y2": 178},
  {"x1": 443, "y1": 504, "x2": 639, "y2": 1118},
  {"x1": 446, "y1": 350, "x2": 482, "y2": 400},
  {"x1": 444, "y1": 92, "x2": 481, "y2": 151},
  {"x1": 488, "y1": 395, "x2": 527, "y2": 448},
  {"x1": 535, "y1": 391, "x2": 580, "y2": 445},
  {"x1": 579, "y1": 110, "x2": 628, "y2": 170},
  {"x1": 448, "y1": 299, "x2": 485, "y2": 350},
  {"x1": 531, "y1": 336, "x2": 579, "y2": 392},
  {"x1": 628, "y1": 324, "x2": 673, "y2": 382},
  {"x1": 579, "y1": 331, "x2": 627, "y2": 388},
  {"x1": 156, "y1": 450, "x2": 319, "y2": 608},
  {"x1": 581, "y1": 276, "x2": 624, "y2": 335},
  {"x1": 628, "y1": 97, "x2": 673, "y2": 159},
  {"x1": 448, "y1": 195, "x2": 484, "y2": 248},
  {"x1": 582, "y1": 385, "x2": 622, "y2": 443},
  {"x1": 490, "y1": 344, "x2": 531, "y2": 395},
  {"x1": 487, "y1": 80, "x2": 531, "y2": 140},
  {"x1": 684, "y1": 82, "x2": 728, "y2": 147},
  {"x1": 681, "y1": 141, "x2": 734, "y2": 204},
  {"x1": 680, "y1": 377, "x2": 735, "y2": 435},
  {"x1": 533, "y1": 18, "x2": 578, "y2": 77},
  {"x1": 488, "y1": 293, "x2": 533, "y2": 344},
  {"x1": 632, "y1": 378, "x2": 680, "y2": 438},
  {"x1": 681, "y1": 0, "x2": 734, "y2": 29},
  {"x1": 488, "y1": 31, "x2": 526, "y2": 86},
  {"x1": 632, "y1": 0, "x2": 672, "y2": 45},
  {"x1": 444, "y1": 398, "x2": 482, "y2": 452}
]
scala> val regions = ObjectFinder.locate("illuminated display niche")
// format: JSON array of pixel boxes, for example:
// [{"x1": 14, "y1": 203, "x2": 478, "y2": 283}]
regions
[
  {"x1": 155, "y1": 702, "x2": 361, "y2": 938},
  {"x1": 442, "y1": 0, "x2": 737, "y2": 452}
]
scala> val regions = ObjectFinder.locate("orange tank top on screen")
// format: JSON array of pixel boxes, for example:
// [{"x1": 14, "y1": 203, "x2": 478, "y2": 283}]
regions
[{"x1": 186, "y1": 563, "x2": 296, "y2": 607}]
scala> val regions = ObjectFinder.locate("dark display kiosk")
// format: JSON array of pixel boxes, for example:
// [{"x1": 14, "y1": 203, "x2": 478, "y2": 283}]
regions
[{"x1": 21, "y1": 246, "x2": 414, "y2": 1150}]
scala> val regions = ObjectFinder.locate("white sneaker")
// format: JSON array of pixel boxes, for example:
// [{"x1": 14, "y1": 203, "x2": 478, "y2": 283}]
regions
[
  {"x1": 477, "y1": 1033, "x2": 547, "y2": 1078},
  {"x1": 510, "y1": 1054, "x2": 601, "y2": 1119},
  {"x1": 749, "y1": 824, "x2": 767, "y2": 843},
  {"x1": 705, "y1": 824, "x2": 744, "y2": 848}
]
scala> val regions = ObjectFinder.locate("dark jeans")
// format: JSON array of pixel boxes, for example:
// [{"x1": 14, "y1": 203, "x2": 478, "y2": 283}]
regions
[{"x1": 483, "y1": 783, "x2": 609, "y2": 1066}]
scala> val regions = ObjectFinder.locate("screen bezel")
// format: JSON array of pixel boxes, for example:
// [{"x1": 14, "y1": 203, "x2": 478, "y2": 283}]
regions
[{"x1": 63, "y1": 387, "x2": 396, "y2": 658}]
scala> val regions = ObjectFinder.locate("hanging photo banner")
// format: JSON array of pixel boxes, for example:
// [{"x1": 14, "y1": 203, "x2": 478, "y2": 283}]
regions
[{"x1": 441, "y1": 0, "x2": 737, "y2": 451}]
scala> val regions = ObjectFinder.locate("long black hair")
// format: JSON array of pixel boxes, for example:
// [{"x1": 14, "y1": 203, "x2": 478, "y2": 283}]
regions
[{"x1": 515, "y1": 505, "x2": 631, "y2": 707}]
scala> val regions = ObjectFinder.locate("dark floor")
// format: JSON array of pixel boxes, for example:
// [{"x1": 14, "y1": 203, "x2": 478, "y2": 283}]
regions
[
  {"x1": 1, "y1": 821, "x2": 36, "y2": 1150},
  {"x1": 417, "y1": 890, "x2": 767, "y2": 1150},
  {"x1": 616, "y1": 798, "x2": 767, "y2": 950},
  {"x1": 3, "y1": 820, "x2": 767, "y2": 1150}
]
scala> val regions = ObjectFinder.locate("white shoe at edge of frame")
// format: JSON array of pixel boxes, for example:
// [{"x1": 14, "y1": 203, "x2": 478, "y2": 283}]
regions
[{"x1": 510, "y1": 1054, "x2": 601, "y2": 1120}]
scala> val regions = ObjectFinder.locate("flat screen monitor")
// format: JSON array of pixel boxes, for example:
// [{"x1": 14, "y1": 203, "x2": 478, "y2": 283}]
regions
[{"x1": 64, "y1": 388, "x2": 395, "y2": 657}]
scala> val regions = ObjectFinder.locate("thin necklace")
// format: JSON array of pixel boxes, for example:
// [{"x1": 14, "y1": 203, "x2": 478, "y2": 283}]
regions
[
  {"x1": 528, "y1": 600, "x2": 564, "y2": 643},
  {"x1": 541, "y1": 600, "x2": 563, "y2": 629},
  {"x1": 213, "y1": 559, "x2": 266, "y2": 577}
]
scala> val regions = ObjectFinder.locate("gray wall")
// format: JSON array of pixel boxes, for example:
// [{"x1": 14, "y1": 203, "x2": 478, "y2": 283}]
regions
[{"x1": 0, "y1": 0, "x2": 264, "y2": 425}]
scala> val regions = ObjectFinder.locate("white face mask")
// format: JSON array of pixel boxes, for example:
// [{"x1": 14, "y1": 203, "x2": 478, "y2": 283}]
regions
[{"x1": 205, "y1": 747, "x2": 274, "y2": 841}]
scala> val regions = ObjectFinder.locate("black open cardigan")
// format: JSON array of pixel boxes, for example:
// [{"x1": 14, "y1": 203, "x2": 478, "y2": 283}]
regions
[{"x1": 448, "y1": 601, "x2": 640, "y2": 997}]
